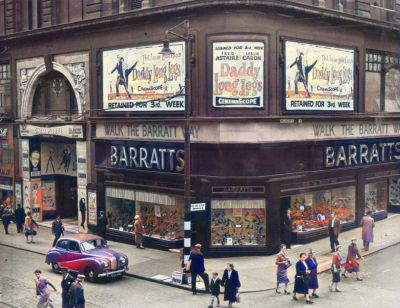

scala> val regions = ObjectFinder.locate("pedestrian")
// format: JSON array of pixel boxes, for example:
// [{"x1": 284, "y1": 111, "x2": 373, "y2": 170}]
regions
[
  {"x1": 15, "y1": 204, "x2": 26, "y2": 233},
  {"x1": 34, "y1": 269, "x2": 57, "y2": 308},
  {"x1": 328, "y1": 212, "x2": 341, "y2": 252},
  {"x1": 329, "y1": 245, "x2": 342, "y2": 292},
  {"x1": 360, "y1": 210, "x2": 375, "y2": 251},
  {"x1": 209, "y1": 272, "x2": 222, "y2": 308},
  {"x1": 61, "y1": 269, "x2": 78, "y2": 308},
  {"x1": 187, "y1": 243, "x2": 210, "y2": 295},
  {"x1": 25, "y1": 211, "x2": 38, "y2": 243},
  {"x1": 282, "y1": 208, "x2": 293, "y2": 248},
  {"x1": 52, "y1": 215, "x2": 65, "y2": 247},
  {"x1": 134, "y1": 215, "x2": 144, "y2": 249},
  {"x1": 79, "y1": 198, "x2": 86, "y2": 230},
  {"x1": 343, "y1": 237, "x2": 364, "y2": 281},
  {"x1": 275, "y1": 243, "x2": 291, "y2": 295},
  {"x1": 68, "y1": 274, "x2": 86, "y2": 308},
  {"x1": 292, "y1": 252, "x2": 313, "y2": 304},
  {"x1": 222, "y1": 263, "x2": 241, "y2": 307},
  {"x1": 97, "y1": 211, "x2": 108, "y2": 239},
  {"x1": 1, "y1": 204, "x2": 13, "y2": 234},
  {"x1": 306, "y1": 249, "x2": 319, "y2": 298}
]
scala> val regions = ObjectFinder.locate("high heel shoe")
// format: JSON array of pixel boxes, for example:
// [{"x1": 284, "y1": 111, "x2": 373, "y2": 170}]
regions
[
  {"x1": 356, "y1": 277, "x2": 363, "y2": 281},
  {"x1": 275, "y1": 289, "x2": 281, "y2": 294},
  {"x1": 306, "y1": 300, "x2": 314, "y2": 304},
  {"x1": 284, "y1": 290, "x2": 291, "y2": 295},
  {"x1": 312, "y1": 293, "x2": 319, "y2": 298},
  {"x1": 292, "y1": 295, "x2": 298, "y2": 301}
]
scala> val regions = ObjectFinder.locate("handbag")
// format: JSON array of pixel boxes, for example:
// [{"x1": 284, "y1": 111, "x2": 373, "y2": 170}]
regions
[{"x1": 185, "y1": 260, "x2": 192, "y2": 272}]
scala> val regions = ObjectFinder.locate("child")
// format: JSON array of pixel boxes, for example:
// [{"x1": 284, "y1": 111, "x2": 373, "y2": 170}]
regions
[{"x1": 209, "y1": 272, "x2": 222, "y2": 308}]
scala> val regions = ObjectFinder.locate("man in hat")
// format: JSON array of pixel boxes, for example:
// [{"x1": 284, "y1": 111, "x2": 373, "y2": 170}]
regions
[
  {"x1": 61, "y1": 269, "x2": 78, "y2": 308},
  {"x1": 97, "y1": 211, "x2": 108, "y2": 239},
  {"x1": 188, "y1": 243, "x2": 210, "y2": 295},
  {"x1": 134, "y1": 215, "x2": 144, "y2": 249},
  {"x1": 69, "y1": 274, "x2": 85, "y2": 308}
]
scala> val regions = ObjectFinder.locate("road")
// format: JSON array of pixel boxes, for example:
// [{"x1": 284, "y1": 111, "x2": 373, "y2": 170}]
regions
[{"x1": 0, "y1": 244, "x2": 399, "y2": 307}]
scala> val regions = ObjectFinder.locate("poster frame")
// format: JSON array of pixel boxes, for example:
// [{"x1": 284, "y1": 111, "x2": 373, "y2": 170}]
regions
[{"x1": 280, "y1": 36, "x2": 359, "y2": 115}]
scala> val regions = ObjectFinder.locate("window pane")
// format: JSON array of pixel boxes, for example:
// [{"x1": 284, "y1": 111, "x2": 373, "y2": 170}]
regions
[
  {"x1": 365, "y1": 72, "x2": 381, "y2": 112},
  {"x1": 365, "y1": 182, "x2": 388, "y2": 213},
  {"x1": 211, "y1": 199, "x2": 266, "y2": 246},
  {"x1": 105, "y1": 187, "x2": 135, "y2": 232},
  {"x1": 384, "y1": 68, "x2": 400, "y2": 112}
]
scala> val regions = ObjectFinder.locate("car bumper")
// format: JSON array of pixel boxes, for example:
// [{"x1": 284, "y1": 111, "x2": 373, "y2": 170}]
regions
[{"x1": 97, "y1": 267, "x2": 127, "y2": 278}]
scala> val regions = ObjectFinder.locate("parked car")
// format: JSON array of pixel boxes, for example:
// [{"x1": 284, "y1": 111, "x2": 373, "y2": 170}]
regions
[{"x1": 45, "y1": 234, "x2": 128, "y2": 281}]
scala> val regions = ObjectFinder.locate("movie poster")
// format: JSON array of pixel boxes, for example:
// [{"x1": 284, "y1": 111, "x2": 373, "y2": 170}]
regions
[
  {"x1": 29, "y1": 141, "x2": 41, "y2": 178},
  {"x1": 42, "y1": 181, "x2": 56, "y2": 211},
  {"x1": 102, "y1": 42, "x2": 185, "y2": 112},
  {"x1": 41, "y1": 143, "x2": 77, "y2": 177},
  {"x1": 88, "y1": 190, "x2": 97, "y2": 226},
  {"x1": 213, "y1": 41, "x2": 264, "y2": 108},
  {"x1": 285, "y1": 40, "x2": 354, "y2": 112}
]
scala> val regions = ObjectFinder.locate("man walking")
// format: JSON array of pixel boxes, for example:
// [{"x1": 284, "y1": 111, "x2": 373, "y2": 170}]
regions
[
  {"x1": 97, "y1": 211, "x2": 108, "y2": 239},
  {"x1": 79, "y1": 198, "x2": 86, "y2": 230},
  {"x1": 134, "y1": 215, "x2": 144, "y2": 249},
  {"x1": 188, "y1": 243, "x2": 210, "y2": 295},
  {"x1": 61, "y1": 269, "x2": 78, "y2": 308},
  {"x1": 69, "y1": 274, "x2": 86, "y2": 308},
  {"x1": 15, "y1": 204, "x2": 25, "y2": 233},
  {"x1": 52, "y1": 215, "x2": 65, "y2": 247},
  {"x1": 329, "y1": 212, "x2": 341, "y2": 252}
]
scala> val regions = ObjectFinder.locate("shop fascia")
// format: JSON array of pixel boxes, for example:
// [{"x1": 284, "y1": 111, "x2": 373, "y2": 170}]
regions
[
  {"x1": 110, "y1": 143, "x2": 184, "y2": 173},
  {"x1": 325, "y1": 141, "x2": 400, "y2": 168}
]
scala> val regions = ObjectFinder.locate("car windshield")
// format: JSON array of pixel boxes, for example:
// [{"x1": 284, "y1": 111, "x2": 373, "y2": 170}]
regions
[{"x1": 80, "y1": 239, "x2": 106, "y2": 251}]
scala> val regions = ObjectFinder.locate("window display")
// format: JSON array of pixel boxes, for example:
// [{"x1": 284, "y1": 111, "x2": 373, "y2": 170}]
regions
[
  {"x1": 289, "y1": 186, "x2": 355, "y2": 232},
  {"x1": 105, "y1": 187, "x2": 135, "y2": 232},
  {"x1": 365, "y1": 181, "x2": 388, "y2": 213},
  {"x1": 136, "y1": 191, "x2": 184, "y2": 241},
  {"x1": 389, "y1": 177, "x2": 400, "y2": 207},
  {"x1": 211, "y1": 199, "x2": 266, "y2": 246}
]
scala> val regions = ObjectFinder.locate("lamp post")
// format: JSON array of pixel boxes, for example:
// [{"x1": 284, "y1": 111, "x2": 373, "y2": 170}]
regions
[{"x1": 159, "y1": 20, "x2": 194, "y2": 265}]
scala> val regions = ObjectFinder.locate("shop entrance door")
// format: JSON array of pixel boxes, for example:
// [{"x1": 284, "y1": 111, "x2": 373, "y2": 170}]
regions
[
  {"x1": 57, "y1": 176, "x2": 77, "y2": 218},
  {"x1": 280, "y1": 197, "x2": 291, "y2": 244}
]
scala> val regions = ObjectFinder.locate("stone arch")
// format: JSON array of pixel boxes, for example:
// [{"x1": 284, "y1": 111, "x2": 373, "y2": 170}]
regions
[{"x1": 20, "y1": 62, "x2": 83, "y2": 118}]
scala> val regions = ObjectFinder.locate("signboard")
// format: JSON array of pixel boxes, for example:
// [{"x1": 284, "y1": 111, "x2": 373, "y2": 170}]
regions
[
  {"x1": 15, "y1": 183, "x2": 22, "y2": 206},
  {"x1": 20, "y1": 124, "x2": 84, "y2": 139},
  {"x1": 324, "y1": 138, "x2": 400, "y2": 169},
  {"x1": 190, "y1": 203, "x2": 206, "y2": 212},
  {"x1": 109, "y1": 142, "x2": 184, "y2": 173},
  {"x1": 76, "y1": 141, "x2": 87, "y2": 187},
  {"x1": 21, "y1": 139, "x2": 30, "y2": 180},
  {"x1": 42, "y1": 181, "x2": 56, "y2": 211},
  {"x1": 171, "y1": 271, "x2": 183, "y2": 284},
  {"x1": 29, "y1": 140, "x2": 41, "y2": 178},
  {"x1": 0, "y1": 127, "x2": 8, "y2": 138},
  {"x1": 88, "y1": 189, "x2": 97, "y2": 225},
  {"x1": 41, "y1": 143, "x2": 77, "y2": 176},
  {"x1": 213, "y1": 41, "x2": 264, "y2": 108},
  {"x1": 102, "y1": 42, "x2": 185, "y2": 112},
  {"x1": 285, "y1": 40, "x2": 354, "y2": 112},
  {"x1": 212, "y1": 186, "x2": 265, "y2": 194}
]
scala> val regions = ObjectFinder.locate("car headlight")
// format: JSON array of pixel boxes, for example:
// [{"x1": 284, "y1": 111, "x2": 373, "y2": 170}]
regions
[{"x1": 98, "y1": 259, "x2": 109, "y2": 267}]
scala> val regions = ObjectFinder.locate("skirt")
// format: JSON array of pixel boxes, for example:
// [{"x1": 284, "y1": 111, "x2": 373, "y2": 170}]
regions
[
  {"x1": 344, "y1": 259, "x2": 359, "y2": 273},
  {"x1": 277, "y1": 268, "x2": 289, "y2": 284},
  {"x1": 332, "y1": 270, "x2": 341, "y2": 283}
]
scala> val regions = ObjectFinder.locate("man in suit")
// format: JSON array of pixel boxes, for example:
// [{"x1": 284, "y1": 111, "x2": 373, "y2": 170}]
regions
[
  {"x1": 61, "y1": 269, "x2": 78, "y2": 308},
  {"x1": 189, "y1": 243, "x2": 210, "y2": 295},
  {"x1": 68, "y1": 274, "x2": 85, "y2": 308},
  {"x1": 329, "y1": 212, "x2": 341, "y2": 252}
]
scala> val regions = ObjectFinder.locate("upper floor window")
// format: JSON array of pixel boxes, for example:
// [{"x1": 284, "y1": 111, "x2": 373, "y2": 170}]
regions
[
  {"x1": 365, "y1": 50, "x2": 400, "y2": 113},
  {"x1": 113, "y1": 0, "x2": 143, "y2": 13},
  {"x1": 0, "y1": 64, "x2": 10, "y2": 80}
]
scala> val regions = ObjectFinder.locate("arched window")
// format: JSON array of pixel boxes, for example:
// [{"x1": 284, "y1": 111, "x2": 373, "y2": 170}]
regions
[{"x1": 31, "y1": 71, "x2": 78, "y2": 116}]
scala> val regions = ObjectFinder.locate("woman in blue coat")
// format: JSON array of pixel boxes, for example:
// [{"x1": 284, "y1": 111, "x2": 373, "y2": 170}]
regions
[
  {"x1": 306, "y1": 249, "x2": 319, "y2": 298},
  {"x1": 293, "y1": 252, "x2": 313, "y2": 304},
  {"x1": 222, "y1": 263, "x2": 241, "y2": 307}
]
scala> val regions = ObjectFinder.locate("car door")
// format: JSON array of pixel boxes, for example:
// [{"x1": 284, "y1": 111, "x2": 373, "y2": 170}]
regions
[
  {"x1": 53, "y1": 239, "x2": 69, "y2": 263},
  {"x1": 60, "y1": 240, "x2": 83, "y2": 271}
]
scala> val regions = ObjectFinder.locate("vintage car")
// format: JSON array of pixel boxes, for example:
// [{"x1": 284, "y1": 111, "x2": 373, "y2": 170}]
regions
[{"x1": 45, "y1": 234, "x2": 128, "y2": 281}]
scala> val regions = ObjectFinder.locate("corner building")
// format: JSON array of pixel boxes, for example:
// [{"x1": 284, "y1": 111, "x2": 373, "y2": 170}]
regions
[{"x1": 1, "y1": 0, "x2": 400, "y2": 256}]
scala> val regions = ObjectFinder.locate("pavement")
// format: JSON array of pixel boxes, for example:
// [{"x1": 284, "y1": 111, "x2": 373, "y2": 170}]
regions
[{"x1": 1, "y1": 213, "x2": 399, "y2": 293}]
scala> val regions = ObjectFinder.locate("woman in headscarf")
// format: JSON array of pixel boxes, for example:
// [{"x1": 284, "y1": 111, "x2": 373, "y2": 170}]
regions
[
  {"x1": 306, "y1": 249, "x2": 319, "y2": 298},
  {"x1": 275, "y1": 244, "x2": 291, "y2": 295},
  {"x1": 343, "y1": 237, "x2": 364, "y2": 281}
]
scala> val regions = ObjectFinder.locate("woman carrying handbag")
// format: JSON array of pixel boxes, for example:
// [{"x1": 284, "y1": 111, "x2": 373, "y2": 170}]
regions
[{"x1": 25, "y1": 211, "x2": 38, "y2": 243}]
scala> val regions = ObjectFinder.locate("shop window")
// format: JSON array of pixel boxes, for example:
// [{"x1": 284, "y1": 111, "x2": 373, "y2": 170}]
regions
[
  {"x1": 0, "y1": 140, "x2": 12, "y2": 164},
  {"x1": 365, "y1": 50, "x2": 400, "y2": 112},
  {"x1": 365, "y1": 181, "x2": 388, "y2": 213},
  {"x1": 135, "y1": 191, "x2": 184, "y2": 241},
  {"x1": 210, "y1": 199, "x2": 266, "y2": 246},
  {"x1": 289, "y1": 186, "x2": 355, "y2": 232},
  {"x1": 389, "y1": 177, "x2": 400, "y2": 206},
  {"x1": 105, "y1": 187, "x2": 136, "y2": 232}
]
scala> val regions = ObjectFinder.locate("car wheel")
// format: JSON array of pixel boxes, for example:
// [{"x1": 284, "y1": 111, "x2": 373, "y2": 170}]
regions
[
  {"x1": 51, "y1": 262, "x2": 61, "y2": 273},
  {"x1": 85, "y1": 267, "x2": 97, "y2": 282}
]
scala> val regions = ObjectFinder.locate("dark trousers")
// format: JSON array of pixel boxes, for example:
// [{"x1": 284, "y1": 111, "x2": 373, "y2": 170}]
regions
[
  {"x1": 363, "y1": 240, "x2": 370, "y2": 251},
  {"x1": 283, "y1": 229, "x2": 292, "y2": 248},
  {"x1": 53, "y1": 233, "x2": 62, "y2": 247},
  {"x1": 2, "y1": 221, "x2": 10, "y2": 234},
  {"x1": 16, "y1": 222, "x2": 24, "y2": 233},
  {"x1": 62, "y1": 294, "x2": 72, "y2": 308},
  {"x1": 329, "y1": 233, "x2": 339, "y2": 251},
  {"x1": 80, "y1": 211, "x2": 86, "y2": 228},
  {"x1": 191, "y1": 271, "x2": 210, "y2": 294}
]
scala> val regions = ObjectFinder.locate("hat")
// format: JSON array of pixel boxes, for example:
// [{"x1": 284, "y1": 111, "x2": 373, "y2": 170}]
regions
[
  {"x1": 77, "y1": 274, "x2": 85, "y2": 281},
  {"x1": 194, "y1": 243, "x2": 202, "y2": 248},
  {"x1": 351, "y1": 237, "x2": 357, "y2": 241},
  {"x1": 134, "y1": 215, "x2": 140, "y2": 220}
]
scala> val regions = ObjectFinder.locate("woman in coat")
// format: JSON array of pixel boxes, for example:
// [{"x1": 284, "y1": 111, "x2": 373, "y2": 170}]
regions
[
  {"x1": 343, "y1": 238, "x2": 364, "y2": 281},
  {"x1": 329, "y1": 245, "x2": 342, "y2": 292},
  {"x1": 360, "y1": 211, "x2": 375, "y2": 251},
  {"x1": 222, "y1": 263, "x2": 241, "y2": 307},
  {"x1": 275, "y1": 244, "x2": 291, "y2": 294},
  {"x1": 305, "y1": 249, "x2": 319, "y2": 298},
  {"x1": 293, "y1": 252, "x2": 313, "y2": 304}
]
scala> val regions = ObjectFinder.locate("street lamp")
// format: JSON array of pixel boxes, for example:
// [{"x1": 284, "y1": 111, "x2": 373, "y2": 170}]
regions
[{"x1": 160, "y1": 20, "x2": 195, "y2": 266}]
